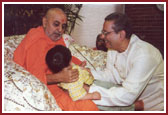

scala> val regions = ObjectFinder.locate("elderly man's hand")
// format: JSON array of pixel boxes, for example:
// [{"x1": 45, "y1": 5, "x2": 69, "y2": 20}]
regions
[
  {"x1": 60, "y1": 65, "x2": 79, "y2": 83},
  {"x1": 46, "y1": 64, "x2": 79, "y2": 84}
]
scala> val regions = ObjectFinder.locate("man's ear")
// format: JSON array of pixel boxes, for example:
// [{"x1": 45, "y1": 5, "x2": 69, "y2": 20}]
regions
[
  {"x1": 119, "y1": 30, "x2": 126, "y2": 40},
  {"x1": 42, "y1": 17, "x2": 47, "y2": 28}
]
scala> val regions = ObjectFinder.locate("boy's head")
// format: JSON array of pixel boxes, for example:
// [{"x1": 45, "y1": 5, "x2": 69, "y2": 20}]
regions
[{"x1": 46, "y1": 45, "x2": 72, "y2": 73}]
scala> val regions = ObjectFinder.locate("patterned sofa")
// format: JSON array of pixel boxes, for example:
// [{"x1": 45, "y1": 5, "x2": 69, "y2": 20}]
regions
[
  {"x1": 4, "y1": 34, "x2": 107, "y2": 111},
  {"x1": 4, "y1": 35, "x2": 62, "y2": 111}
]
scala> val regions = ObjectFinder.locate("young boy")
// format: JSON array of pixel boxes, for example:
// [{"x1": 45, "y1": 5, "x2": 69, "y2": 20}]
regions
[{"x1": 45, "y1": 45, "x2": 101, "y2": 101}]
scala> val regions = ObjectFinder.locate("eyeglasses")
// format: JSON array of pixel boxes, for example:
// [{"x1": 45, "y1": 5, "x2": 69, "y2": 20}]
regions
[{"x1": 101, "y1": 30, "x2": 115, "y2": 36}]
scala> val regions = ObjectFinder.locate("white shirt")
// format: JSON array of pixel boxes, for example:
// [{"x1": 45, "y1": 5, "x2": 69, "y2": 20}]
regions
[{"x1": 90, "y1": 34, "x2": 164, "y2": 111}]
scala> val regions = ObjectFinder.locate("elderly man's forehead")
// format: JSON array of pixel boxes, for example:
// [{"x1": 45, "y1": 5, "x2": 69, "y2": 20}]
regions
[{"x1": 46, "y1": 8, "x2": 66, "y2": 18}]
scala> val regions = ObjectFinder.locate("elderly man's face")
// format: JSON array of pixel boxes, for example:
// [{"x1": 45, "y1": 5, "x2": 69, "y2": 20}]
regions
[{"x1": 43, "y1": 11, "x2": 67, "y2": 42}]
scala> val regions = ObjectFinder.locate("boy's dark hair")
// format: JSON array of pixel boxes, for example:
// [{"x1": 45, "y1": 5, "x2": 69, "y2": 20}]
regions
[
  {"x1": 105, "y1": 12, "x2": 133, "y2": 39},
  {"x1": 45, "y1": 45, "x2": 72, "y2": 73}
]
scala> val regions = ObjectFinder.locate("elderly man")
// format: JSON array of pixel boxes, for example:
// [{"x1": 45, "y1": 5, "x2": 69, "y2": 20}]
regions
[
  {"x1": 86, "y1": 12, "x2": 164, "y2": 111},
  {"x1": 13, "y1": 8, "x2": 98, "y2": 111}
]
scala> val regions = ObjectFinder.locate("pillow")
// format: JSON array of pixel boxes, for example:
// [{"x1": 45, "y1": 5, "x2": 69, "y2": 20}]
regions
[
  {"x1": 69, "y1": 43, "x2": 107, "y2": 71},
  {"x1": 4, "y1": 35, "x2": 25, "y2": 61},
  {"x1": 4, "y1": 35, "x2": 61, "y2": 111},
  {"x1": 4, "y1": 59, "x2": 62, "y2": 111}
]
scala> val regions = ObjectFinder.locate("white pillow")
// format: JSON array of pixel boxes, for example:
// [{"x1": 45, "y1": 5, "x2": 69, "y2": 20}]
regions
[
  {"x1": 69, "y1": 43, "x2": 107, "y2": 71},
  {"x1": 4, "y1": 60, "x2": 62, "y2": 111},
  {"x1": 4, "y1": 35, "x2": 61, "y2": 111}
]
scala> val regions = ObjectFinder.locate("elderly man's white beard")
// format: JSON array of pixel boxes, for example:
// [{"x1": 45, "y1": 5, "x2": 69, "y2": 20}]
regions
[
  {"x1": 45, "y1": 30, "x2": 62, "y2": 42},
  {"x1": 50, "y1": 33, "x2": 62, "y2": 41}
]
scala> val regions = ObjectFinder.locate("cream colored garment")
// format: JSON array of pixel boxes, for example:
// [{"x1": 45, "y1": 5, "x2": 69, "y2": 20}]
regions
[{"x1": 90, "y1": 34, "x2": 164, "y2": 111}]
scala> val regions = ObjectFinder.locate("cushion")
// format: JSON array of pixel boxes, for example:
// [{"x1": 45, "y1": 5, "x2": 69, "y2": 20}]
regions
[
  {"x1": 69, "y1": 43, "x2": 107, "y2": 71},
  {"x1": 4, "y1": 35, "x2": 25, "y2": 61},
  {"x1": 4, "y1": 35, "x2": 62, "y2": 111}
]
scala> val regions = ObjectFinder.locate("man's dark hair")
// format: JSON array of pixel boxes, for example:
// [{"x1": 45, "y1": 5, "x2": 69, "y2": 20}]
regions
[
  {"x1": 45, "y1": 45, "x2": 72, "y2": 73},
  {"x1": 105, "y1": 12, "x2": 133, "y2": 39}
]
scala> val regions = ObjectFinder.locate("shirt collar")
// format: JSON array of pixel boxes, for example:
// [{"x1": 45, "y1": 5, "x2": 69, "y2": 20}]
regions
[
  {"x1": 122, "y1": 34, "x2": 139, "y2": 55},
  {"x1": 108, "y1": 34, "x2": 139, "y2": 56}
]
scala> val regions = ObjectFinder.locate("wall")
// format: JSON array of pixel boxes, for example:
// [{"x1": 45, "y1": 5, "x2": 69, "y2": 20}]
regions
[
  {"x1": 4, "y1": 4, "x2": 81, "y2": 36},
  {"x1": 71, "y1": 4, "x2": 124, "y2": 48},
  {"x1": 4, "y1": 4, "x2": 64, "y2": 36},
  {"x1": 125, "y1": 4, "x2": 164, "y2": 57}
]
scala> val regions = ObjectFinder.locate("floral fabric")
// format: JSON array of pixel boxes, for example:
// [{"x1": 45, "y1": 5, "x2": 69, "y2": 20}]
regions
[
  {"x1": 69, "y1": 43, "x2": 107, "y2": 71},
  {"x1": 4, "y1": 35, "x2": 61, "y2": 111}
]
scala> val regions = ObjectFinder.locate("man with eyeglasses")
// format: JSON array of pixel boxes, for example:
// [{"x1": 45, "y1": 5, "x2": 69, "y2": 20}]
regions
[{"x1": 84, "y1": 12, "x2": 164, "y2": 111}]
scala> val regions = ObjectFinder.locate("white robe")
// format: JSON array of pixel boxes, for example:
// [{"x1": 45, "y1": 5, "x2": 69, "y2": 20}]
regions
[{"x1": 90, "y1": 34, "x2": 164, "y2": 111}]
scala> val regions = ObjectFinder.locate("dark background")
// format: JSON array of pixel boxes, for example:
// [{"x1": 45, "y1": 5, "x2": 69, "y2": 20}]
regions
[
  {"x1": 125, "y1": 4, "x2": 164, "y2": 57},
  {"x1": 4, "y1": 4, "x2": 83, "y2": 36},
  {"x1": 4, "y1": 4, "x2": 65, "y2": 36}
]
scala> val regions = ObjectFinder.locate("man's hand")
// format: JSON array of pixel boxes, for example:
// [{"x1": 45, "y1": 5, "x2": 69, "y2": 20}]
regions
[
  {"x1": 92, "y1": 91, "x2": 101, "y2": 100},
  {"x1": 135, "y1": 100, "x2": 144, "y2": 111},
  {"x1": 79, "y1": 61, "x2": 87, "y2": 67},
  {"x1": 83, "y1": 84, "x2": 90, "y2": 92},
  {"x1": 79, "y1": 61, "x2": 92, "y2": 75},
  {"x1": 46, "y1": 64, "x2": 79, "y2": 84}
]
